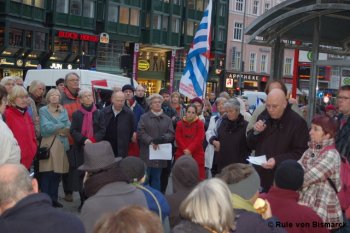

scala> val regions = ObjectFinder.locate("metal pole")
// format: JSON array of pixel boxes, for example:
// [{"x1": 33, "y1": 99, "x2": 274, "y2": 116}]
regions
[
  {"x1": 292, "y1": 40, "x2": 301, "y2": 98},
  {"x1": 239, "y1": 0, "x2": 248, "y2": 95},
  {"x1": 307, "y1": 18, "x2": 320, "y2": 126}
]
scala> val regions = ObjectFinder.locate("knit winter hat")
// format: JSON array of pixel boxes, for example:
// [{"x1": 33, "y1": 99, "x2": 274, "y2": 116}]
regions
[
  {"x1": 119, "y1": 157, "x2": 146, "y2": 183},
  {"x1": 226, "y1": 168, "x2": 260, "y2": 200},
  {"x1": 274, "y1": 160, "x2": 304, "y2": 191},
  {"x1": 190, "y1": 97, "x2": 204, "y2": 107},
  {"x1": 122, "y1": 84, "x2": 135, "y2": 92}
]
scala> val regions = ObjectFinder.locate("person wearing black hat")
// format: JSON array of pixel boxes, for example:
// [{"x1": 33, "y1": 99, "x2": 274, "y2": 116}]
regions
[
  {"x1": 79, "y1": 141, "x2": 147, "y2": 233},
  {"x1": 260, "y1": 160, "x2": 329, "y2": 233},
  {"x1": 119, "y1": 157, "x2": 170, "y2": 221}
]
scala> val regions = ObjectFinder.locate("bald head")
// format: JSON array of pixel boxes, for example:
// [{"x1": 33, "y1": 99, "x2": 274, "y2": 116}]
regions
[
  {"x1": 0, "y1": 164, "x2": 37, "y2": 213},
  {"x1": 111, "y1": 91, "x2": 125, "y2": 111},
  {"x1": 266, "y1": 89, "x2": 288, "y2": 119},
  {"x1": 135, "y1": 85, "x2": 145, "y2": 98}
]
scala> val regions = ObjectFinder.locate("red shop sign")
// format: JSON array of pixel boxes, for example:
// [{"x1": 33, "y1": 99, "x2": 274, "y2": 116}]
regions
[{"x1": 58, "y1": 31, "x2": 99, "y2": 43}]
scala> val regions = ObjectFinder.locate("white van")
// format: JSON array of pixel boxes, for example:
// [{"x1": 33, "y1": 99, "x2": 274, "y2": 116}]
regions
[
  {"x1": 242, "y1": 91, "x2": 267, "y2": 107},
  {"x1": 24, "y1": 69, "x2": 136, "y2": 90}
]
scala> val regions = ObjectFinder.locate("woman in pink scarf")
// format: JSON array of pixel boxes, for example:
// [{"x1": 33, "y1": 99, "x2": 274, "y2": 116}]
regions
[{"x1": 70, "y1": 89, "x2": 106, "y2": 209}]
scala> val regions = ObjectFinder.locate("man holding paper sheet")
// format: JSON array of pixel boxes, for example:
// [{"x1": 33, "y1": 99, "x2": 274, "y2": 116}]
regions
[
  {"x1": 138, "y1": 94, "x2": 175, "y2": 191},
  {"x1": 247, "y1": 89, "x2": 309, "y2": 192}
]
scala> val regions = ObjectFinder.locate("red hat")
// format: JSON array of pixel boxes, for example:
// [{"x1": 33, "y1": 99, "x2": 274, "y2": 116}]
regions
[
  {"x1": 190, "y1": 97, "x2": 203, "y2": 106},
  {"x1": 325, "y1": 104, "x2": 336, "y2": 112}
]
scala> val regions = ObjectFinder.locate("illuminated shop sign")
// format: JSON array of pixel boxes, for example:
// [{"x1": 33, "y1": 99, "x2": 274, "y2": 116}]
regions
[
  {"x1": 225, "y1": 72, "x2": 269, "y2": 82},
  {"x1": 138, "y1": 60, "x2": 150, "y2": 71},
  {"x1": 58, "y1": 31, "x2": 99, "y2": 43}
]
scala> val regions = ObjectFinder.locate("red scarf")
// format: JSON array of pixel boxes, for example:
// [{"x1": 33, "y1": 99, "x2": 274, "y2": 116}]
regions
[{"x1": 79, "y1": 105, "x2": 97, "y2": 139}]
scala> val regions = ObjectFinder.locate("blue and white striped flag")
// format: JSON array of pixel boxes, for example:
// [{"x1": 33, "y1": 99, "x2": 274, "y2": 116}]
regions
[{"x1": 179, "y1": 0, "x2": 212, "y2": 99}]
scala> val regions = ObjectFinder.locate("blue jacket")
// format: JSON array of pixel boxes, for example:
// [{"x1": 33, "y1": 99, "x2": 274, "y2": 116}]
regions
[{"x1": 141, "y1": 184, "x2": 170, "y2": 221}]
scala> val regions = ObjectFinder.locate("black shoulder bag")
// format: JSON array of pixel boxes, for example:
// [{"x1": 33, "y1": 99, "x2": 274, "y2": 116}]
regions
[{"x1": 36, "y1": 135, "x2": 57, "y2": 160}]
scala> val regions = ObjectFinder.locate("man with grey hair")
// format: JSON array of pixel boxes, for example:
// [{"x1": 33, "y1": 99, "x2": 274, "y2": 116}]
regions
[
  {"x1": 60, "y1": 72, "x2": 81, "y2": 203},
  {"x1": 0, "y1": 164, "x2": 85, "y2": 233}
]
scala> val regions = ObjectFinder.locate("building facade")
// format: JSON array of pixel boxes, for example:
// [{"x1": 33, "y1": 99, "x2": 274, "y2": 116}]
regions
[{"x1": 0, "y1": 0, "x2": 229, "y2": 95}]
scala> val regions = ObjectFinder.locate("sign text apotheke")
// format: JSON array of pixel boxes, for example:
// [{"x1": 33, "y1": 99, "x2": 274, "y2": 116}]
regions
[
  {"x1": 58, "y1": 31, "x2": 99, "y2": 43},
  {"x1": 225, "y1": 72, "x2": 269, "y2": 82}
]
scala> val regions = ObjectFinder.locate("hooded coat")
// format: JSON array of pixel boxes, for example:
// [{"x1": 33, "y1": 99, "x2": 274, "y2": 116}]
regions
[
  {"x1": 175, "y1": 117, "x2": 205, "y2": 180},
  {"x1": 165, "y1": 156, "x2": 200, "y2": 229}
]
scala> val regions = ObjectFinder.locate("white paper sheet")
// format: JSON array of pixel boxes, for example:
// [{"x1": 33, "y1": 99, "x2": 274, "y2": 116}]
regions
[
  {"x1": 247, "y1": 155, "x2": 267, "y2": 166},
  {"x1": 149, "y1": 143, "x2": 172, "y2": 160}
]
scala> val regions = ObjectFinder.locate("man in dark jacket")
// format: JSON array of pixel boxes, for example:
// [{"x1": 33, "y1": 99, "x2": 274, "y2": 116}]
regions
[
  {"x1": 247, "y1": 89, "x2": 309, "y2": 192},
  {"x1": 102, "y1": 91, "x2": 135, "y2": 158},
  {"x1": 260, "y1": 160, "x2": 329, "y2": 233},
  {"x1": 336, "y1": 85, "x2": 350, "y2": 161},
  {"x1": 0, "y1": 164, "x2": 85, "y2": 233},
  {"x1": 134, "y1": 85, "x2": 148, "y2": 111}
]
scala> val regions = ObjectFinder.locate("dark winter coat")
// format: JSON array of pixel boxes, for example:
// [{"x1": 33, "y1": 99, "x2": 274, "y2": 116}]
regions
[
  {"x1": 246, "y1": 104, "x2": 309, "y2": 191},
  {"x1": 215, "y1": 114, "x2": 250, "y2": 172},
  {"x1": 171, "y1": 220, "x2": 213, "y2": 233},
  {"x1": 166, "y1": 156, "x2": 200, "y2": 228},
  {"x1": 260, "y1": 187, "x2": 330, "y2": 233},
  {"x1": 233, "y1": 209, "x2": 284, "y2": 233},
  {"x1": 102, "y1": 105, "x2": 135, "y2": 157},
  {"x1": 137, "y1": 111, "x2": 175, "y2": 168},
  {"x1": 0, "y1": 193, "x2": 85, "y2": 233},
  {"x1": 336, "y1": 114, "x2": 350, "y2": 161}
]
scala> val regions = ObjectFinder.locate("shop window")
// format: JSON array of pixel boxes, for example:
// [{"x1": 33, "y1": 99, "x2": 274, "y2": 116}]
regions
[
  {"x1": 82, "y1": 41, "x2": 96, "y2": 55},
  {"x1": 56, "y1": 0, "x2": 69, "y2": 13},
  {"x1": 108, "y1": 2, "x2": 118, "y2": 22},
  {"x1": 186, "y1": 21, "x2": 194, "y2": 36},
  {"x1": 260, "y1": 54, "x2": 268, "y2": 73},
  {"x1": 249, "y1": 53, "x2": 256, "y2": 72},
  {"x1": 119, "y1": 7, "x2": 129, "y2": 24},
  {"x1": 233, "y1": 22, "x2": 243, "y2": 41},
  {"x1": 162, "y1": 16, "x2": 169, "y2": 31},
  {"x1": 130, "y1": 8, "x2": 140, "y2": 26},
  {"x1": 172, "y1": 18, "x2": 180, "y2": 33},
  {"x1": 188, "y1": 0, "x2": 195, "y2": 9},
  {"x1": 83, "y1": 0, "x2": 94, "y2": 18},
  {"x1": 70, "y1": 0, "x2": 82, "y2": 16},
  {"x1": 284, "y1": 58, "x2": 293, "y2": 75},
  {"x1": 34, "y1": 0, "x2": 44, "y2": 8},
  {"x1": 54, "y1": 37, "x2": 69, "y2": 52},
  {"x1": 34, "y1": 32, "x2": 46, "y2": 50},
  {"x1": 196, "y1": 0, "x2": 203, "y2": 11},
  {"x1": 0, "y1": 28, "x2": 4, "y2": 47},
  {"x1": 72, "y1": 40, "x2": 79, "y2": 54},
  {"x1": 25, "y1": 31, "x2": 32, "y2": 48},
  {"x1": 153, "y1": 15, "x2": 161, "y2": 30},
  {"x1": 9, "y1": 29, "x2": 23, "y2": 47}
]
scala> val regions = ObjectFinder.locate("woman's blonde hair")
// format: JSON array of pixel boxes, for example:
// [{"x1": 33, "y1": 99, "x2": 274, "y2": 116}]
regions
[
  {"x1": 45, "y1": 88, "x2": 61, "y2": 103},
  {"x1": 179, "y1": 178, "x2": 235, "y2": 233},
  {"x1": 8, "y1": 85, "x2": 28, "y2": 106}
]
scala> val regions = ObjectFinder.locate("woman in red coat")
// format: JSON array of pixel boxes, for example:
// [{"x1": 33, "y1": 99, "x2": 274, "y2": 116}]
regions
[
  {"x1": 5, "y1": 85, "x2": 37, "y2": 169},
  {"x1": 175, "y1": 104, "x2": 205, "y2": 180}
]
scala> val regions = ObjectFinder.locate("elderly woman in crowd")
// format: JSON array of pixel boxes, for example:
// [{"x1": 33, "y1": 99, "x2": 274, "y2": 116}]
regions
[
  {"x1": 298, "y1": 115, "x2": 343, "y2": 231},
  {"x1": 175, "y1": 104, "x2": 205, "y2": 180},
  {"x1": 170, "y1": 91, "x2": 186, "y2": 120},
  {"x1": 209, "y1": 98, "x2": 250, "y2": 173},
  {"x1": 28, "y1": 80, "x2": 46, "y2": 137},
  {"x1": 70, "y1": 88, "x2": 106, "y2": 208},
  {"x1": 171, "y1": 178, "x2": 235, "y2": 233},
  {"x1": 205, "y1": 97, "x2": 228, "y2": 177},
  {"x1": 39, "y1": 88, "x2": 71, "y2": 208},
  {"x1": 138, "y1": 94, "x2": 175, "y2": 191},
  {"x1": 4, "y1": 85, "x2": 37, "y2": 169},
  {"x1": 0, "y1": 85, "x2": 20, "y2": 165},
  {"x1": 0, "y1": 76, "x2": 15, "y2": 95}
]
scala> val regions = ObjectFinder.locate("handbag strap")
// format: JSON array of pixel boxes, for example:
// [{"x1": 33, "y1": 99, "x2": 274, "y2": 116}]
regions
[
  {"x1": 40, "y1": 134, "x2": 57, "y2": 150},
  {"x1": 134, "y1": 183, "x2": 162, "y2": 221},
  {"x1": 319, "y1": 145, "x2": 339, "y2": 194}
]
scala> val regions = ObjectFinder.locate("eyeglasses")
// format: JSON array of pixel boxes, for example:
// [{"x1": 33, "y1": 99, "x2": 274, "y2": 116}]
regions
[
  {"x1": 337, "y1": 96, "x2": 350, "y2": 100},
  {"x1": 69, "y1": 79, "x2": 79, "y2": 82}
]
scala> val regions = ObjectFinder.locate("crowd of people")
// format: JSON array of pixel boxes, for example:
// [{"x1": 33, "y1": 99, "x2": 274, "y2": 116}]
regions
[{"x1": 1, "y1": 73, "x2": 350, "y2": 233}]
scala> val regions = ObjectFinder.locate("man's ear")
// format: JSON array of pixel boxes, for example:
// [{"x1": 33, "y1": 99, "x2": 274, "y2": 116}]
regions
[{"x1": 31, "y1": 178, "x2": 39, "y2": 193}]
